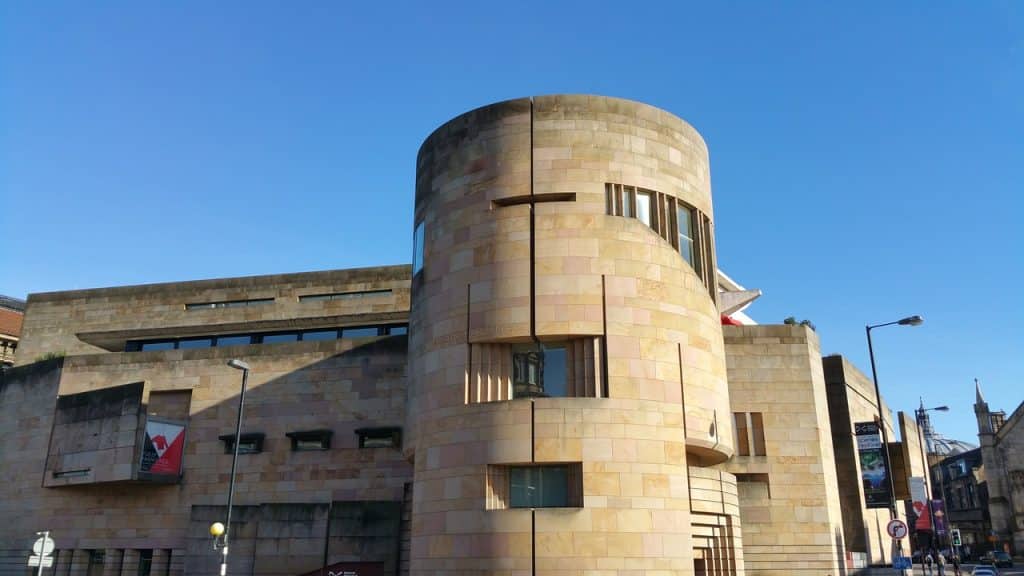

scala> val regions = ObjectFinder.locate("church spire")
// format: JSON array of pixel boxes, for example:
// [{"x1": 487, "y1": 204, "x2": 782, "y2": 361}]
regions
[{"x1": 975, "y1": 377, "x2": 985, "y2": 406}]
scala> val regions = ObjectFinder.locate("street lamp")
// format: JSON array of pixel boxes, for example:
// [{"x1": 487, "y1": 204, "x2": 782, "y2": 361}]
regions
[
  {"x1": 866, "y1": 314, "x2": 923, "y2": 564},
  {"x1": 915, "y1": 400, "x2": 949, "y2": 550},
  {"x1": 213, "y1": 359, "x2": 250, "y2": 576}
]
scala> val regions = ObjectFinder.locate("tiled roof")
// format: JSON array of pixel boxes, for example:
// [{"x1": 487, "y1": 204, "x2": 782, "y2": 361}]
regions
[{"x1": 0, "y1": 307, "x2": 23, "y2": 338}]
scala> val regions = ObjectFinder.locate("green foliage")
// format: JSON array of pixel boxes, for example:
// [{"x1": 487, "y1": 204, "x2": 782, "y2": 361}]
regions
[
  {"x1": 783, "y1": 317, "x2": 816, "y2": 332},
  {"x1": 34, "y1": 351, "x2": 66, "y2": 363}
]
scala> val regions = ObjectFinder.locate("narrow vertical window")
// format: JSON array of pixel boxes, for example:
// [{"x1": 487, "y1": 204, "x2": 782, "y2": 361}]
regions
[
  {"x1": 677, "y1": 204, "x2": 698, "y2": 273},
  {"x1": 621, "y1": 186, "x2": 633, "y2": 218},
  {"x1": 734, "y1": 412, "x2": 750, "y2": 456},
  {"x1": 636, "y1": 191, "x2": 652, "y2": 228},
  {"x1": 413, "y1": 221, "x2": 425, "y2": 275},
  {"x1": 751, "y1": 412, "x2": 766, "y2": 456}
]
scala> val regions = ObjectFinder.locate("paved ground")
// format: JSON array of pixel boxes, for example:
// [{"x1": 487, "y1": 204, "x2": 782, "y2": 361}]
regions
[{"x1": 911, "y1": 565, "x2": 1023, "y2": 575}]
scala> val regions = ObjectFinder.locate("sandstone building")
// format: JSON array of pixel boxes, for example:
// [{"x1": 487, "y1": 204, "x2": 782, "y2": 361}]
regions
[
  {"x1": 974, "y1": 381, "x2": 1024, "y2": 555},
  {"x1": 1, "y1": 95, "x2": 919, "y2": 575}
]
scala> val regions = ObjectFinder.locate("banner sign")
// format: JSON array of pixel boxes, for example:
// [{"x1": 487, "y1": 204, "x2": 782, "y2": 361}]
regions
[
  {"x1": 855, "y1": 421, "x2": 892, "y2": 509},
  {"x1": 139, "y1": 418, "x2": 185, "y2": 476},
  {"x1": 932, "y1": 499, "x2": 947, "y2": 535},
  {"x1": 909, "y1": 476, "x2": 932, "y2": 531}
]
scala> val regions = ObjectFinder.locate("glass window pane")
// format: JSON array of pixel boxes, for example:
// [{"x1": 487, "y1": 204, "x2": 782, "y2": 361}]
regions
[
  {"x1": 140, "y1": 341, "x2": 176, "y2": 351},
  {"x1": 621, "y1": 188, "x2": 632, "y2": 218},
  {"x1": 539, "y1": 466, "x2": 569, "y2": 507},
  {"x1": 178, "y1": 338, "x2": 213, "y2": 349},
  {"x1": 542, "y1": 345, "x2": 567, "y2": 398},
  {"x1": 388, "y1": 326, "x2": 408, "y2": 335},
  {"x1": 344, "y1": 327, "x2": 379, "y2": 338},
  {"x1": 302, "y1": 330, "x2": 339, "y2": 341},
  {"x1": 509, "y1": 467, "x2": 535, "y2": 508},
  {"x1": 262, "y1": 333, "x2": 299, "y2": 343},
  {"x1": 636, "y1": 192, "x2": 652, "y2": 227},
  {"x1": 413, "y1": 221, "x2": 425, "y2": 274},
  {"x1": 216, "y1": 335, "x2": 252, "y2": 347}
]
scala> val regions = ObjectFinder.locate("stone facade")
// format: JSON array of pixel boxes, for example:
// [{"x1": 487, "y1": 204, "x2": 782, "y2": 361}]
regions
[
  {"x1": 823, "y1": 355, "x2": 912, "y2": 567},
  {"x1": 0, "y1": 267, "x2": 413, "y2": 575},
  {"x1": 975, "y1": 383, "x2": 1024, "y2": 554},
  {"x1": 409, "y1": 95, "x2": 735, "y2": 575},
  {"x1": 0, "y1": 95, "x2": 927, "y2": 576},
  {"x1": 721, "y1": 325, "x2": 846, "y2": 575}
]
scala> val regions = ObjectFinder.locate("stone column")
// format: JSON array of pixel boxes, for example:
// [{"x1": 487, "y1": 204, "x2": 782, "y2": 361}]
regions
[
  {"x1": 68, "y1": 549, "x2": 90, "y2": 576},
  {"x1": 102, "y1": 549, "x2": 122, "y2": 576},
  {"x1": 119, "y1": 549, "x2": 140, "y2": 575},
  {"x1": 53, "y1": 548, "x2": 74, "y2": 575},
  {"x1": 150, "y1": 549, "x2": 170, "y2": 576}
]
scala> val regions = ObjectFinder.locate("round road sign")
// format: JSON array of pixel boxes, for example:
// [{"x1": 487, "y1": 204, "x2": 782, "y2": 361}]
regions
[
  {"x1": 32, "y1": 536, "x2": 55, "y2": 556},
  {"x1": 886, "y1": 519, "x2": 908, "y2": 539}
]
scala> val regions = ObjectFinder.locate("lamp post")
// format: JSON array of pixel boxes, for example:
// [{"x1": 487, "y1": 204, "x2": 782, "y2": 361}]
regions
[
  {"x1": 866, "y1": 314, "x2": 923, "y2": 566},
  {"x1": 915, "y1": 400, "x2": 949, "y2": 551},
  {"x1": 213, "y1": 358, "x2": 251, "y2": 576}
]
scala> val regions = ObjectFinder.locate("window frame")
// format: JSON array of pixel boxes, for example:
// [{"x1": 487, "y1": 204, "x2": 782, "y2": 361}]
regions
[
  {"x1": 219, "y1": 433, "x2": 265, "y2": 455},
  {"x1": 412, "y1": 221, "x2": 425, "y2": 275},
  {"x1": 286, "y1": 429, "x2": 333, "y2": 452},
  {"x1": 355, "y1": 426, "x2": 402, "y2": 449}
]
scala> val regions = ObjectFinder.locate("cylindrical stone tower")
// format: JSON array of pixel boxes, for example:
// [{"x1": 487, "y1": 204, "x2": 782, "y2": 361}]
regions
[{"x1": 407, "y1": 95, "x2": 738, "y2": 575}]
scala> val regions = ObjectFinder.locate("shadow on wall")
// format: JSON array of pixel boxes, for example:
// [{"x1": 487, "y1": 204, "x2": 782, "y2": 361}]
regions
[{"x1": 3, "y1": 337, "x2": 414, "y2": 576}]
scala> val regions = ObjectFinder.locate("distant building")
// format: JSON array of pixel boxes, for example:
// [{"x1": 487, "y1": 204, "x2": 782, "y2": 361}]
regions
[
  {"x1": 974, "y1": 380, "x2": 1024, "y2": 554},
  {"x1": 0, "y1": 295, "x2": 24, "y2": 367}
]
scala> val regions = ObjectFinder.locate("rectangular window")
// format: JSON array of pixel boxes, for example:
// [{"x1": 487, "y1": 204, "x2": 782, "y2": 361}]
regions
[
  {"x1": 750, "y1": 412, "x2": 766, "y2": 456},
  {"x1": 140, "y1": 341, "x2": 176, "y2": 351},
  {"x1": 301, "y1": 330, "x2": 339, "y2": 341},
  {"x1": 260, "y1": 333, "x2": 299, "y2": 344},
  {"x1": 387, "y1": 325, "x2": 408, "y2": 335},
  {"x1": 734, "y1": 412, "x2": 766, "y2": 456},
  {"x1": 734, "y1": 412, "x2": 750, "y2": 456},
  {"x1": 178, "y1": 338, "x2": 213, "y2": 349},
  {"x1": 299, "y1": 289, "x2": 392, "y2": 302},
  {"x1": 636, "y1": 191, "x2": 652, "y2": 227},
  {"x1": 137, "y1": 550, "x2": 153, "y2": 576},
  {"x1": 413, "y1": 221, "x2": 425, "y2": 275},
  {"x1": 677, "y1": 204, "x2": 696, "y2": 269},
  {"x1": 286, "y1": 429, "x2": 332, "y2": 451},
  {"x1": 185, "y1": 298, "x2": 274, "y2": 310},
  {"x1": 493, "y1": 464, "x2": 582, "y2": 509},
  {"x1": 87, "y1": 550, "x2": 105, "y2": 576},
  {"x1": 343, "y1": 326, "x2": 380, "y2": 338},
  {"x1": 511, "y1": 343, "x2": 567, "y2": 398},
  {"x1": 215, "y1": 335, "x2": 252, "y2": 347},
  {"x1": 621, "y1": 187, "x2": 633, "y2": 218},
  {"x1": 355, "y1": 427, "x2": 402, "y2": 449},
  {"x1": 219, "y1": 433, "x2": 264, "y2": 454}
]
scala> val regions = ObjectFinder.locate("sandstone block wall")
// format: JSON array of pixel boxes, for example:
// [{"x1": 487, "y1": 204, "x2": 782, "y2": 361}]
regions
[
  {"x1": 17, "y1": 266, "x2": 411, "y2": 363},
  {"x1": 721, "y1": 325, "x2": 846, "y2": 575},
  {"x1": 409, "y1": 95, "x2": 734, "y2": 575},
  {"x1": 0, "y1": 269, "x2": 414, "y2": 574},
  {"x1": 823, "y1": 354, "x2": 910, "y2": 566}
]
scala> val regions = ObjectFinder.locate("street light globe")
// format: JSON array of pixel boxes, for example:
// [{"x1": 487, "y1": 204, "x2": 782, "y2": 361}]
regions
[{"x1": 210, "y1": 522, "x2": 225, "y2": 537}]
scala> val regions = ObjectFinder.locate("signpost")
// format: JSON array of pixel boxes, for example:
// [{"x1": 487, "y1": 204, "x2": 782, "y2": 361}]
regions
[
  {"x1": 29, "y1": 531, "x2": 54, "y2": 575},
  {"x1": 887, "y1": 518, "x2": 909, "y2": 540}
]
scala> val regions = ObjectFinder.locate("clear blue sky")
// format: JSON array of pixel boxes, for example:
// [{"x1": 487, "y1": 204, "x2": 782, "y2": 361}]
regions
[{"x1": 2, "y1": 2, "x2": 1021, "y2": 443}]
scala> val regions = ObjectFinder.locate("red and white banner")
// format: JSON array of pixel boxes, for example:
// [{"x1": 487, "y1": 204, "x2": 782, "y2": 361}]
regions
[
  {"x1": 909, "y1": 476, "x2": 931, "y2": 531},
  {"x1": 140, "y1": 418, "x2": 185, "y2": 476}
]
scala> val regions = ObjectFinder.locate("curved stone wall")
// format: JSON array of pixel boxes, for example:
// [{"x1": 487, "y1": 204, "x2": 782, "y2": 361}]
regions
[{"x1": 408, "y1": 95, "x2": 733, "y2": 574}]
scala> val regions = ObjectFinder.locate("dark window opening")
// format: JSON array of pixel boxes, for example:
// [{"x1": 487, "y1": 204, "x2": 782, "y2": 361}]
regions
[
  {"x1": 286, "y1": 429, "x2": 332, "y2": 451},
  {"x1": 138, "y1": 550, "x2": 153, "y2": 576},
  {"x1": 512, "y1": 343, "x2": 567, "y2": 398},
  {"x1": 185, "y1": 298, "x2": 274, "y2": 310},
  {"x1": 355, "y1": 427, "x2": 401, "y2": 449},
  {"x1": 219, "y1": 433, "x2": 265, "y2": 455},
  {"x1": 508, "y1": 464, "x2": 582, "y2": 508},
  {"x1": 299, "y1": 289, "x2": 393, "y2": 302}
]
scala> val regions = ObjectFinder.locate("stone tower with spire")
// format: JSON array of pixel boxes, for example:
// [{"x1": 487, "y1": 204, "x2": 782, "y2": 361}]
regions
[{"x1": 974, "y1": 379, "x2": 1014, "y2": 550}]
